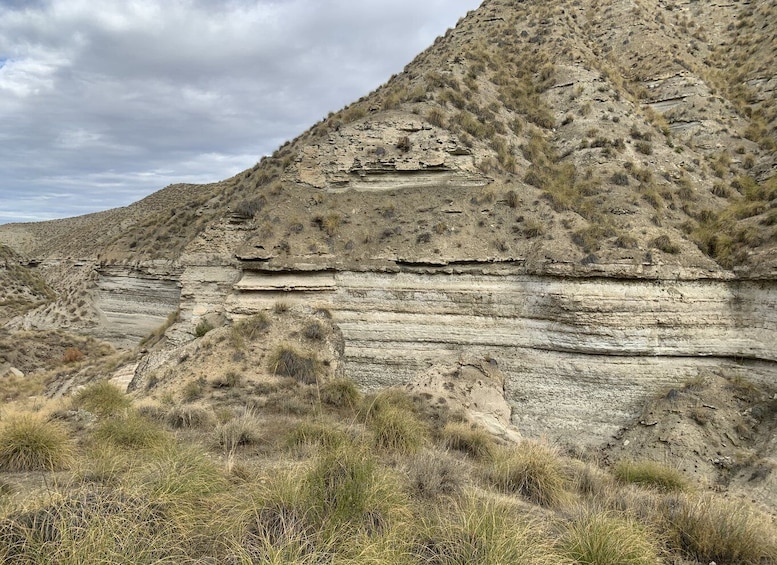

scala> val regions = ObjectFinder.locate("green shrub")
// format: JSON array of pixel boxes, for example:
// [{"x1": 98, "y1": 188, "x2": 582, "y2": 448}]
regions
[
  {"x1": 489, "y1": 442, "x2": 569, "y2": 507},
  {"x1": 73, "y1": 380, "x2": 131, "y2": 417},
  {"x1": 562, "y1": 510, "x2": 660, "y2": 565},
  {"x1": 0, "y1": 415, "x2": 73, "y2": 471},
  {"x1": 614, "y1": 460, "x2": 689, "y2": 492},
  {"x1": 269, "y1": 346, "x2": 319, "y2": 385}
]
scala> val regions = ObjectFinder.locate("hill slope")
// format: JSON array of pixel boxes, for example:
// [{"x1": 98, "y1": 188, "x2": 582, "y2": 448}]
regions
[
  {"x1": 1, "y1": 0, "x2": 775, "y2": 273},
  {"x1": 0, "y1": 0, "x2": 776, "y2": 476}
]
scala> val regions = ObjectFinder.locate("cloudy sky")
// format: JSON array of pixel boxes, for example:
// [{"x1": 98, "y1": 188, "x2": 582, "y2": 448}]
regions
[{"x1": 0, "y1": 0, "x2": 481, "y2": 224}]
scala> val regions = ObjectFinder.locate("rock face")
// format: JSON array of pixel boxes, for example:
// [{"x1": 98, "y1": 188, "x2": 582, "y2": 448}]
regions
[
  {"x1": 94, "y1": 266, "x2": 181, "y2": 348},
  {"x1": 183, "y1": 262, "x2": 777, "y2": 445},
  {"x1": 406, "y1": 355, "x2": 521, "y2": 444}
]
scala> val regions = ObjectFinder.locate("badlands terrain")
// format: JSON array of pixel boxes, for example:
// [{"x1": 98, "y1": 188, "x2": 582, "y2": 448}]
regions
[{"x1": 1, "y1": 0, "x2": 777, "y2": 562}]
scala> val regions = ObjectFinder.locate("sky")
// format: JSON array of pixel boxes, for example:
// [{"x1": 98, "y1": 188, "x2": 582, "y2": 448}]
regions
[{"x1": 0, "y1": 0, "x2": 482, "y2": 225}]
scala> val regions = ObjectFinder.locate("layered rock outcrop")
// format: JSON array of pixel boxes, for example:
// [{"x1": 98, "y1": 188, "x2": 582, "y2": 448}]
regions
[{"x1": 178, "y1": 260, "x2": 777, "y2": 445}]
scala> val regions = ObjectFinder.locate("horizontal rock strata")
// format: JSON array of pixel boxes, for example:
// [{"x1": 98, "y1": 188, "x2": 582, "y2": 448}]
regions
[{"x1": 219, "y1": 266, "x2": 777, "y2": 445}]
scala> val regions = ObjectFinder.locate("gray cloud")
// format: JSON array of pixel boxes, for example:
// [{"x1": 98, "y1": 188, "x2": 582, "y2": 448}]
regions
[{"x1": 0, "y1": 0, "x2": 481, "y2": 224}]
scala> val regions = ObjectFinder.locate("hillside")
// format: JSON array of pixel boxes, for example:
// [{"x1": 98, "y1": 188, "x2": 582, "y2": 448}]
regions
[
  {"x1": 1, "y1": 1, "x2": 777, "y2": 560},
  {"x1": 1, "y1": 0, "x2": 775, "y2": 273}
]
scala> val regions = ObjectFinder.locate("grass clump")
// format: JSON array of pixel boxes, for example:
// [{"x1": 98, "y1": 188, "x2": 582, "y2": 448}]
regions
[
  {"x1": 367, "y1": 404, "x2": 425, "y2": 454},
  {"x1": 0, "y1": 414, "x2": 73, "y2": 471},
  {"x1": 614, "y1": 460, "x2": 689, "y2": 492},
  {"x1": 215, "y1": 409, "x2": 264, "y2": 452},
  {"x1": 286, "y1": 421, "x2": 347, "y2": 451},
  {"x1": 165, "y1": 404, "x2": 215, "y2": 429},
  {"x1": 406, "y1": 450, "x2": 464, "y2": 499},
  {"x1": 72, "y1": 380, "x2": 131, "y2": 417},
  {"x1": 440, "y1": 421, "x2": 494, "y2": 459},
  {"x1": 414, "y1": 495, "x2": 564, "y2": 564},
  {"x1": 194, "y1": 319, "x2": 213, "y2": 337},
  {"x1": 561, "y1": 509, "x2": 660, "y2": 565},
  {"x1": 320, "y1": 378, "x2": 361, "y2": 409},
  {"x1": 303, "y1": 443, "x2": 408, "y2": 540},
  {"x1": 489, "y1": 442, "x2": 569, "y2": 507},
  {"x1": 230, "y1": 312, "x2": 270, "y2": 346},
  {"x1": 269, "y1": 345, "x2": 319, "y2": 385},
  {"x1": 0, "y1": 487, "x2": 184, "y2": 563},
  {"x1": 664, "y1": 492, "x2": 777, "y2": 564},
  {"x1": 93, "y1": 412, "x2": 169, "y2": 450},
  {"x1": 649, "y1": 234, "x2": 680, "y2": 254}
]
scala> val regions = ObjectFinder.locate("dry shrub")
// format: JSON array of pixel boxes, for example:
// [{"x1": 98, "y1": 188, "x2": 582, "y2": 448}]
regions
[
  {"x1": 269, "y1": 346, "x2": 319, "y2": 385},
  {"x1": 62, "y1": 347, "x2": 84, "y2": 364}
]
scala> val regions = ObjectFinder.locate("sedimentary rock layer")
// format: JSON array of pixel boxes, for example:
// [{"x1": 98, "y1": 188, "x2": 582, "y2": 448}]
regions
[
  {"x1": 94, "y1": 266, "x2": 181, "y2": 347},
  {"x1": 222, "y1": 267, "x2": 777, "y2": 444}
]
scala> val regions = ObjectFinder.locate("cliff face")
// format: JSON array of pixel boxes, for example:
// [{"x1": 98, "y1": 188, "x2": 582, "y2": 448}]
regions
[
  {"x1": 166, "y1": 260, "x2": 772, "y2": 444},
  {"x1": 1, "y1": 0, "x2": 776, "y2": 445}
]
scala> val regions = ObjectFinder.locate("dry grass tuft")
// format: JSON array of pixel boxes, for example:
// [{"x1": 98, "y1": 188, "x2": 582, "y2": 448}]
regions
[
  {"x1": 488, "y1": 441, "x2": 569, "y2": 507},
  {"x1": 72, "y1": 380, "x2": 131, "y2": 417},
  {"x1": 440, "y1": 421, "x2": 494, "y2": 459},
  {"x1": 0, "y1": 414, "x2": 73, "y2": 471},
  {"x1": 561, "y1": 508, "x2": 660, "y2": 565},
  {"x1": 614, "y1": 460, "x2": 689, "y2": 492},
  {"x1": 269, "y1": 345, "x2": 319, "y2": 385}
]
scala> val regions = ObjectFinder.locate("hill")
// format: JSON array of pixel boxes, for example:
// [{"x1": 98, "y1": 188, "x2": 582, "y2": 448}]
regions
[{"x1": 0, "y1": 1, "x2": 777, "y2": 559}]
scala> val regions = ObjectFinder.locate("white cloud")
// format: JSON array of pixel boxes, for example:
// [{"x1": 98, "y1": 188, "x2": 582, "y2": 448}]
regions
[{"x1": 0, "y1": 0, "x2": 482, "y2": 224}]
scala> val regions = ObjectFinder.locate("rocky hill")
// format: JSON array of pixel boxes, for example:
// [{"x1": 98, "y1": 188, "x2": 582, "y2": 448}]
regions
[{"x1": 1, "y1": 0, "x2": 776, "y2": 453}]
